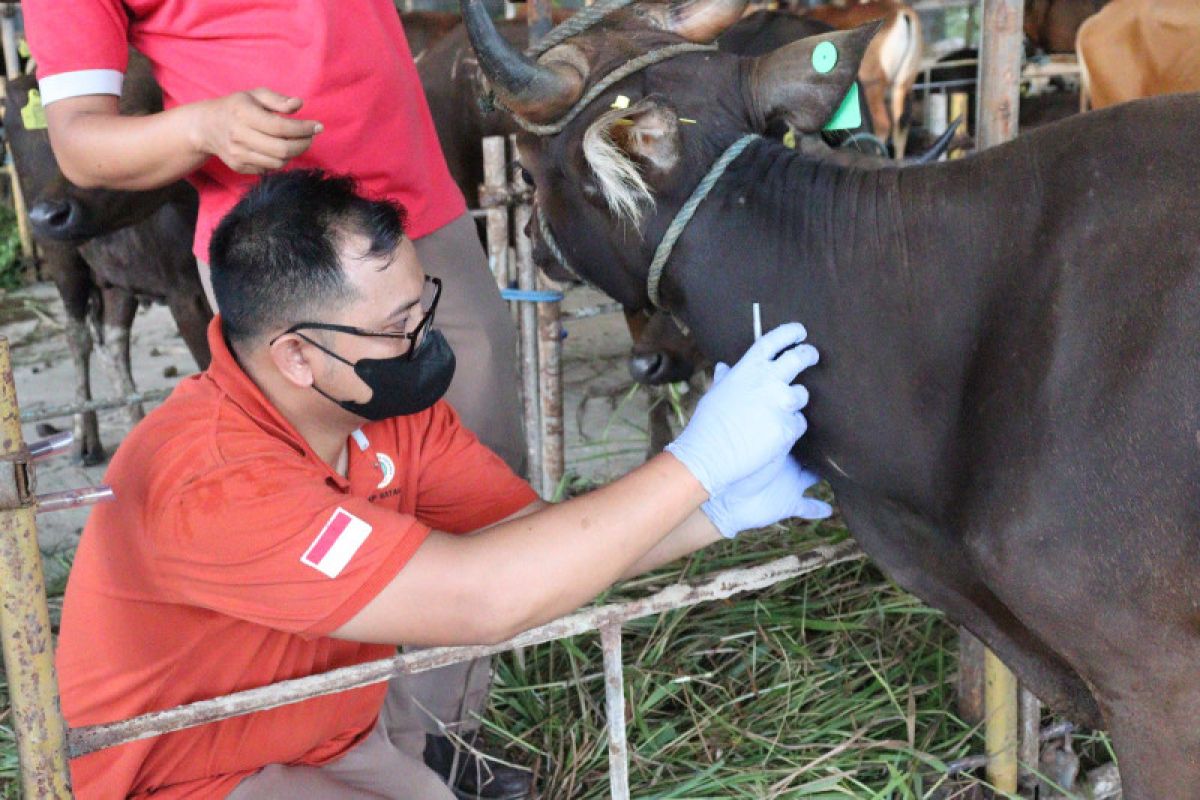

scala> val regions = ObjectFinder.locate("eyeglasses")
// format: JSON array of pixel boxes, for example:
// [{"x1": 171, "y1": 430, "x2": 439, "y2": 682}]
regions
[{"x1": 274, "y1": 276, "x2": 442, "y2": 361}]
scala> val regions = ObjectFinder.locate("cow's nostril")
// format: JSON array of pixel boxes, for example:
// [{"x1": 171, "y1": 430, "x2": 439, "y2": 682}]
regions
[
  {"x1": 628, "y1": 352, "x2": 666, "y2": 385},
  {"x1": 30, "y1": 200, "x2": 76, "y2": 231}
]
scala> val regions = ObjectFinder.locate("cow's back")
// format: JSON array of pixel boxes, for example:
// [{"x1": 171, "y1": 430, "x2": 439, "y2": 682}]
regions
[{"x1": 1078, "y1": 0, "x2": 1200, "y2": 109}]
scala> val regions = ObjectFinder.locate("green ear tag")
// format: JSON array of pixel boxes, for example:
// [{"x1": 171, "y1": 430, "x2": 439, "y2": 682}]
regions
[
  {"x1": 812, "y1": 41, "x2": 838, "y2": 74},
  {"x1": 22, "y1": 89, "x2": 48, "y2": 131},
  {"x1": 17, "y1": 38, "x2": 29, "y2": 59},
  {"x1": 823, "y1": 82, "x2": 861, "y2": 132}
]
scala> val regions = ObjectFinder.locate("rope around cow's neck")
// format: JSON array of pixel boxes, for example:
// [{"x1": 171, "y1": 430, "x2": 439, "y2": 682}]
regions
[
  {"x1": 646, "y1": 133, "x2": 760, "y2": 309},
  {"x1": 538, "y1": 133, "x2": 761, "y2": 318}
]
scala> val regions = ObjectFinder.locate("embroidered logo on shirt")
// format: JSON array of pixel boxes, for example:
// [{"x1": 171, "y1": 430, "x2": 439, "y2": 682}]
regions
[
  {"x1": 375, "y1": 453, "x2": 396, "y2": 490},
  {"x1": 300, "y1": 508, "x2": 373, "y2": 578}
]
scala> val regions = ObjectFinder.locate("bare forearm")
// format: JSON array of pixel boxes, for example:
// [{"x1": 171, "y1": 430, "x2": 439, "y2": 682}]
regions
[
  {"x1": 335, "y1": 452, "x2": 710, "y2": 646},
  {"x1": 620, "y1": 510, "x2": 720, "y2": 579},
  {"x1": 47, "y1": 102, "x2": 208, "y2": 189}
]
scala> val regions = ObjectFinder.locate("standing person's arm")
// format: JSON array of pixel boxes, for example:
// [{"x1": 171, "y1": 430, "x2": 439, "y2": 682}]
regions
[
  {"x1": 23, "y1": 0, "x2": 321, "y2": 190},
  {"x1": 45, "y1": 91, "x2": 323, "y2": 190}
]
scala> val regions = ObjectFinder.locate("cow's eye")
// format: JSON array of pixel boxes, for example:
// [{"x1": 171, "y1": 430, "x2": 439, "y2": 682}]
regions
[{"x1": 519, "y1": 165, "x2": 536, "y2": 187}]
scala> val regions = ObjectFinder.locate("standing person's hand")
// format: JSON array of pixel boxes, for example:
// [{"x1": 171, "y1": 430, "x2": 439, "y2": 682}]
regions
[
  {"x1": 189, "y1": 88, "x2": 323, "y2": 174},
  {"x1": 665, "y1": 322, "x2": 817, "y2": 497}
]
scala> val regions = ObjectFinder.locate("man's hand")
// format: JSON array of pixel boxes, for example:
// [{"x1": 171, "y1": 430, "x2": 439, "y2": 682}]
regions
[
  {"x1": 665, "y1": 322, "x2": 817, "y2": 498},
  {"x1": 702, "y1": 454, "x2": 831, "y2": 538},
  {"x1": 188, "y1": 88, "x2": 322, "y2": 174}
]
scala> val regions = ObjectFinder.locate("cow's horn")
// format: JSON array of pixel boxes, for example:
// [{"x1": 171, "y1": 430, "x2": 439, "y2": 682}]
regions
[
  {"x1": 461, "y1": 0, "x2": 586, "y2": 123},
  {"x1": 749, "y1": 23, "x2": 880, "y2": 133},
  {"x1": 665, "y1": 0, "x2": 750, "y2": 42}
]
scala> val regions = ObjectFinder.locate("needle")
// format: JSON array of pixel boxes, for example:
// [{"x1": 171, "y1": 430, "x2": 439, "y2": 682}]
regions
[{"x1": 752, "y1": 302, "x2": 762, "y2": 341}]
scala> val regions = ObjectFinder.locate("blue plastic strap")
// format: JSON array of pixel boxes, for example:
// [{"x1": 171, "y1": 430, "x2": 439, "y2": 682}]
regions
[{"x1": 500, "y1": 288, "x2": 565, "y2": 303}]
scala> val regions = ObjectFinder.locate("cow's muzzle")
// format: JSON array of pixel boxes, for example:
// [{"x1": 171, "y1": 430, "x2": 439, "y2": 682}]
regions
[{"x1": 29, "y1": 198, "x2": 97, "y2": 241}]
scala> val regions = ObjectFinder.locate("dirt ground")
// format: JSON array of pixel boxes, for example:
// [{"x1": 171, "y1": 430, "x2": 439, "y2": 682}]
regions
[{"x1": 5, "y1": 281, "x2": 661, "y2": 565}]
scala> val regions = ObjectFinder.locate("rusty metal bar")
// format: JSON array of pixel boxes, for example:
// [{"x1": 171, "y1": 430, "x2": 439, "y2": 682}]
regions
[
  {"x1": 511, "y1": 135, "x2": 544, "y2": 490},
  {"x1": 481, "y1": 136, "x2": 510, "y2": 291},
  {"x1": 20, "y1": 387, "x2": 174, "y2": 423},
  {"x1": 600, "y1": 624, "x2": 630, "y2": 800},
  {"x1": 36, "y1": 485, "x2": 114, "y2": 514},
  {"x1": 1018, "y1": 688, "x2": 1042, "y2": 789},
  {"x1": 69, "y1": 540, "x2": 863, "y2": 757},
  {"x1": 28, "y1": 432, "x2": 74, "y2": 462},
  {"x1": 536, "y1": 274, "x2": 564, "y2": 498},
  {"x1": 0, "y1": 337, "x2": 73, "y2": 798}
]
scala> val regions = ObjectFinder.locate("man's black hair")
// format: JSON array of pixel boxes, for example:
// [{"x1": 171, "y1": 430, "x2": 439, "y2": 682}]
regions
[{"x1": 209, "y1": 169, "x2": 408, "y2": 343}]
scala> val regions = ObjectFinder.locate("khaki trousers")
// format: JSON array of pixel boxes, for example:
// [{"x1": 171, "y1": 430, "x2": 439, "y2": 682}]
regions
[{"x1": 227, "y1": 659, "x2": 492, "y2": 798}]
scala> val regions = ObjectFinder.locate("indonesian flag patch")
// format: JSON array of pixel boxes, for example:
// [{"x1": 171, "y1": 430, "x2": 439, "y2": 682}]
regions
[{"x1": 301, "y1": 508, "x2": 373, "y2": 578}]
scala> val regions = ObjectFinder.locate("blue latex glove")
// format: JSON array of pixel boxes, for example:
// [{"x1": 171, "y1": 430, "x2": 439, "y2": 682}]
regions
[
  {"x1": 665, "y1": 322, "x2": 817, "y2": 497},
  {"x1": 702, "y1": 454, "x2": 832, "y2": 538}
]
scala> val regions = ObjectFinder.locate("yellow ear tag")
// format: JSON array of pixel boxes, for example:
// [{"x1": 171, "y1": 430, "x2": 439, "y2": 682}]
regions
[
  {"x1": 17, "y1": 38, "x2": 30, "y2": 59},
  {"x1": 22, "y1": 89, "x2": 48, "y2": 131},
  {"x1": 782, "y1": 128, "x2": 797, "y2": 149},
  {"x1": 611, "y1": 94, "x2": 631, "y2": 110}
]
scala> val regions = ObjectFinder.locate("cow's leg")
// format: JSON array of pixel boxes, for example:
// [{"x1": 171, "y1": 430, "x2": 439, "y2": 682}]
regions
[
  {"x1": 164, "y1": 282, "x2": 213, "y2": 370},
  {"x1": 93, "y1": 286, "x2": 143, "y2": 425},
  {"x1": 44, "y1": 245, "x2": 105, "y2": 464},
  {"x1": 833, "y1": 485, "x2": 1104, "y2": 729}
]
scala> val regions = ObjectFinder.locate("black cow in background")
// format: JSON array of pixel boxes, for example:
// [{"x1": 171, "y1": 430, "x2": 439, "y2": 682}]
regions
[{"x1": 5, "y1": 53, "x2": 211, "y2": 464}]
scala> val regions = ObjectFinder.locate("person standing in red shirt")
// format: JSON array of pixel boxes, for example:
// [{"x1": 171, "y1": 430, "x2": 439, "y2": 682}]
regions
[
  {"x1": 55, "y1": 169, "x2": 830, "y2": 797},
  {"x1": 23, "y1": 1, "x2": 528, "y2": 794}
]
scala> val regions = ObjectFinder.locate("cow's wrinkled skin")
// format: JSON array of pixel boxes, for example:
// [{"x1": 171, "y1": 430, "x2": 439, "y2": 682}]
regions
[
  {"x1": 462, "y1": 0, "x2": 1200, "y2": 793},
  {"x1": 5, "y1": 54, "x2": 211, "y2": 463}
]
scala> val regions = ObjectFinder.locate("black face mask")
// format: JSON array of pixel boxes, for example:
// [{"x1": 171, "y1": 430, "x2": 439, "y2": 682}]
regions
[{"x1": 298, "y1": 329, "x2": 457, "y2": 420}]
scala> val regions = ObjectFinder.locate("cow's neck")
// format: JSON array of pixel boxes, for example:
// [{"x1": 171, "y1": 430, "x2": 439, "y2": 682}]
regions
[{"x1": 661, "y1": 136, "x2": 1042, "y2": 524}]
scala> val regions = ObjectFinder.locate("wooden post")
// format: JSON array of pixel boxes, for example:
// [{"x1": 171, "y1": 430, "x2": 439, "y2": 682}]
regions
[
  {"x1": 600, "y1": 624, "x2": 631, "y2": 800},
  {"x1": 975, "y1": 0, "x2": 1025, "y2": 793},
  {"x1": 511, "y1": 137, "x2": 543, "y2": 489},
  {"x1": 481, "y1": 136, "x2": 510, "y2": 291}
]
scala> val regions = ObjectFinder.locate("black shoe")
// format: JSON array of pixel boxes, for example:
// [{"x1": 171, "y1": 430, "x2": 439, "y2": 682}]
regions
[{"x1": 424, "y1": 733, "x2": 533, "y2": 800}]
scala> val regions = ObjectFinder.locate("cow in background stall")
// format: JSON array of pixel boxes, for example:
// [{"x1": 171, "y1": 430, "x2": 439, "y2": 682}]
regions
[
  {"x1": 5, "y1": 55, "x2": 211, "y2": 464},
  {"x1": 1077, "y1": 0, "x2": 1200, "y2": 111},
  {"x1": 462, "y1": 0, "x2": 1200, "y2": 792},
  {"x1": 1025, "y1": 0, "x2": 1108, "y2": 53}
]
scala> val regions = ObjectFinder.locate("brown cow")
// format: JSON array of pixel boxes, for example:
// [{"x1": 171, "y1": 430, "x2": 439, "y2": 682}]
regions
[
  {"x1": 6, "y1": 56, "x2": 212, "y2": 463},
  {"x1": 1077, "y1": 0, "x2": 1200, "y2": 110},
  {"x1": 800, "y1": 1, "x2": 922, "y2": 157},
  {"x1": 1026, "y1": 0, "x2": 1108, "y2": 53}
]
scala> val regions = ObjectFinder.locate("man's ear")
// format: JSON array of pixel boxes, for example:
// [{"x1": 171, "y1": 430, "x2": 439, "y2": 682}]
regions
[
  {"x1": 269, "y1": 334, "x2": 317, "y2": 390},
  {"x1": 747, "y1": 23, "x2": 879, "y2": 133},
  {"x1": 580, "y1": 97, "x2": 682, "y2": 226}
]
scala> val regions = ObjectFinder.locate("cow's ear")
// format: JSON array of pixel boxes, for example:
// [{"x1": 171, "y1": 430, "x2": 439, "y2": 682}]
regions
[
  {"x1": 748, "y1": 23, "x2": 879, "y2": 133},
  {"x1": 609, "y1": 99, "x2": 682, "y2": 175},
  {"x1": 580, "y1": 97, "x2": 682, "y2": 225}
]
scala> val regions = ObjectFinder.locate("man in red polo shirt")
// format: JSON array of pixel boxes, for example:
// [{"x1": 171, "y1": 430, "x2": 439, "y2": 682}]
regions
[
  {"x1": 55, "y1": 170, "x2": 830, "y2": 797},
  {"x1": 23, "y1": 0, "x2": 528, "y2": 792}
]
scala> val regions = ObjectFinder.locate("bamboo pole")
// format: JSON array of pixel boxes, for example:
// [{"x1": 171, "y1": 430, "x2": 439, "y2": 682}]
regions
[
  {"x1": 0, "y1": 337, "x2": 72, "y2": 798},
  {"x1": 69, "y1": 540, "x2": 863, "y2": 757},
  {"x1": 2, "y1": 8, "x2": 35, "y2": 262},
  {"x1": 535, "y1": 273, "x2": 564, "y2": 498},
  {"x1": 975, "y1": 0, "x2": 1025, "y2": 792}
]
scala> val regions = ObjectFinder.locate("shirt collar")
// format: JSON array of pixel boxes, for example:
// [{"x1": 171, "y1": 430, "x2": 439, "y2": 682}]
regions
[{"x1": 204, "y1": 317, "x2": 351, "y2": 489}]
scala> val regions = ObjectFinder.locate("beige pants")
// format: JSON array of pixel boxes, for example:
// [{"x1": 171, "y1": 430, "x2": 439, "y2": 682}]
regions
[
  {"x1": 199, "y1": 211, "x2": 526, "y2": 474},
  {"x1": 227, "y1": 659, "x2": 492, "y2": 798}
]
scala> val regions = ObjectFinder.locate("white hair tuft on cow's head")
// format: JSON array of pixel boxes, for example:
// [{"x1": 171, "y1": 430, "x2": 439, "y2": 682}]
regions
[{"x1": 582, "y1": 105, "x2": 658, "y2": 230}]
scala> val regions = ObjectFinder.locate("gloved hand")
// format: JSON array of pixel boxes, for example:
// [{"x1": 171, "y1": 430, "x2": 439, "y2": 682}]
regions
[
  {"x1": 665, "y1": 322, "x2": 817, "y2": 497},
  {"x1": 702, "y1": 454, "x2": 832, "y2": 538}
]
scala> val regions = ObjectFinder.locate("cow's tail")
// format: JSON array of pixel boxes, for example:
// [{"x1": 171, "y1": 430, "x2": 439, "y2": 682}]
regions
[{"x1": 878, "y1": 7, "x2": 923, "y2": 158}]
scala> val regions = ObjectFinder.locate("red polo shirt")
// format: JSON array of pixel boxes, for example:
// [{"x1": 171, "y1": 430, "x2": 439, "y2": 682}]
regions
[
  {"x1": 55, "y1": 318, "x2": 537, "y2": 799},
  {"x1": 24, "y1": 0, "x2": 467, "y2": 260}
]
